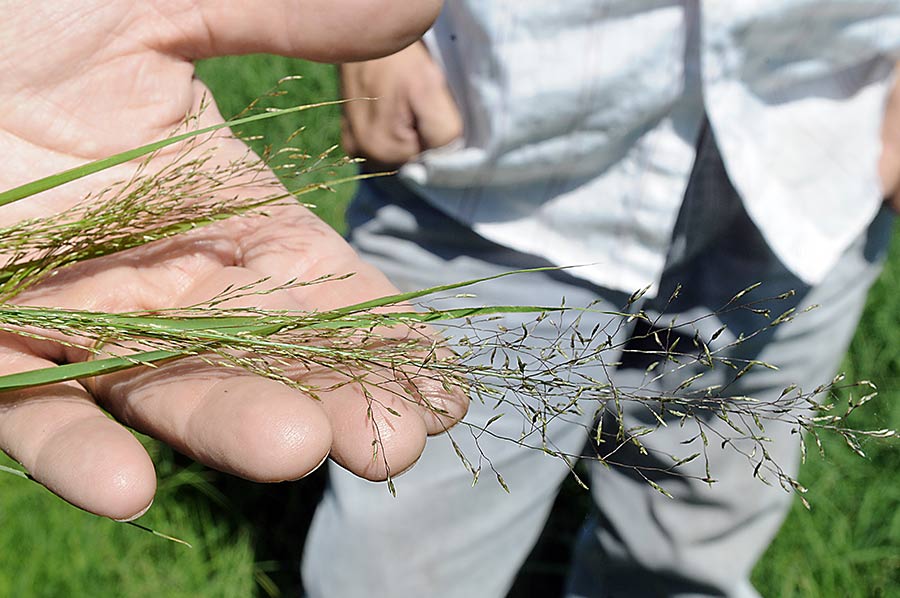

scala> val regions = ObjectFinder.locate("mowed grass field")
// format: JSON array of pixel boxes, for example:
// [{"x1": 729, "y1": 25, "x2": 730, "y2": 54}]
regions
[{"x1": 0, "y1": 54, "x2": 897, "y2": 597}]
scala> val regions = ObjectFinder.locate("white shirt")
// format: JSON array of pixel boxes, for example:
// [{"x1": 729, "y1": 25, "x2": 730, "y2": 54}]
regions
[{"x1": 400, "y1": 0, "x2": 900, "y2": 296}]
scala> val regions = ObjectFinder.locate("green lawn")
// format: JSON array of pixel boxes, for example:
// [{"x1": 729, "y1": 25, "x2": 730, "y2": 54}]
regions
[{"x1": 0, "y1": 54, "x2": 897, "y2": 597}]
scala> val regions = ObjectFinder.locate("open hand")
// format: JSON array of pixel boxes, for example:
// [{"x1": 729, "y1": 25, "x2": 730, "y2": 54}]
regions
[{"x1": 0, "y1": 0, "x2": 466, "y2": 521}]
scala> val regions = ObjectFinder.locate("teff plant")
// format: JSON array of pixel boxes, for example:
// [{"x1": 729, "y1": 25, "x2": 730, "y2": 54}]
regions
[{"x1": 0, "y1": 94, "x2": 893, "y2": 541}]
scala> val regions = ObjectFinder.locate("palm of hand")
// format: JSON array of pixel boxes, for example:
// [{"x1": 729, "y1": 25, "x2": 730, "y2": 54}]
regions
[{"x1": 0, "y1": 1, "x2": 463, "y2": 520}]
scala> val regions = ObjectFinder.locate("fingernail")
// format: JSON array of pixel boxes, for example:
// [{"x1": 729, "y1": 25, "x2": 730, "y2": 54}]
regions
[
  {"x1": 113, "y1": 499, "x2": 154, "y2": 523},
  {"x1": 289, "y1": 453, "x2": 330, "y2": 481}
]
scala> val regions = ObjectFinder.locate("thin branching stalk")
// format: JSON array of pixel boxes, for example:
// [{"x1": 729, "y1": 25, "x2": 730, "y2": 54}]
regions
[{"x1": 0, "y1": 92, "x2": 894, "y2": 543}]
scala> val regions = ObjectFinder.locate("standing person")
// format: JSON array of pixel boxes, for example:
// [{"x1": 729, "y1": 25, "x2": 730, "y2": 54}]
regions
[{"x1": 303, "y1": 2, "x2": 900, "y2": 597}]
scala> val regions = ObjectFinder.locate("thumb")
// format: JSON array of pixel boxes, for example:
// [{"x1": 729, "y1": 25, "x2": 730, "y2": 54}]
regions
[{"x1": 183, "y1": 0, "x2": 443, "y2": 62}]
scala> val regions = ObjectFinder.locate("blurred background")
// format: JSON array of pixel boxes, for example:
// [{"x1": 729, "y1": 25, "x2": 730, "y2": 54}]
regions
[{"x1": 0, "y1": 55, "x2": 897, "y2": 598}]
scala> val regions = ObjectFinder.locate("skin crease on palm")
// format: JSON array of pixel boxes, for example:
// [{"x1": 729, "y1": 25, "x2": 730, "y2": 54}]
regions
[{"x1": 0, "y1": 0, "x2": 468, "y2": 522}]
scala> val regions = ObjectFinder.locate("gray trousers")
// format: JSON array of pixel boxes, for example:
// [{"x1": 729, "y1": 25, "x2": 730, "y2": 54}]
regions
[{"x1": 302, "y1": 131, "x2": 893, "y2": 598}]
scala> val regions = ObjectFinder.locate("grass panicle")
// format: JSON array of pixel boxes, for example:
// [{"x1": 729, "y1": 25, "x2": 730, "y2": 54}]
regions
[{"x1": 0, "y1": 90, "x2": 894, "y2": 541}]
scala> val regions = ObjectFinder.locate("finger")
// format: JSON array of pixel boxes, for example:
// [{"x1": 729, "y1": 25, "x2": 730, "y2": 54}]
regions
[
  {"x1": 334, "y1": 319, "x2": 470, "y2": 436},
  {"x1": 396, "y1": 347, "x2": 471, "y2": 435},
  {"x1": 89, "y1": 356, "x2": 334, "y2": 483},
  {"x1": 80, "y1": 259, "x2": 428, "y2": 483},
  {"x1": 0, "y1": 343, "x2": 156, "y2": 521},
  {"x1": 343, "y1": 95, "x2": 422, "y2": 166},
  {"x1": 185, "y1": 0, "x2": 443, "y2": 62},
  {"x1": 292, "y1": 363, "x2": 428, "y2": 479},
  {"x1": 82, "y1": 263, "x2": 336, "y2": 482},
  {"x1": 340, "y1": 113, "x2": 362, "y2": 159},
  {"x1": 190, "y1": 243, "x2": 463, "y2": 473},
  {"x1": 231, "y1": 210, "x2": 470, "y2": 428},
  {"x1": 409, "y1": 65, "x2": 464, "y2": 151}
]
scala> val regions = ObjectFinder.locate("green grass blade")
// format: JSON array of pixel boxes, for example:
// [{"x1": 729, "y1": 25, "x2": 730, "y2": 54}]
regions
[
  {"x1": 0, "y1": 305, "x2": 559, "y2": 392},
  {"x1": 0, "y1": 101, "x2": 347, "y2": 207},
  {"x1": 0, "y1": 350, "x2": 180, "y2": 392},
  {"x1": 0, "y1": 463, "x2": 30, "y2": 480},
  {"x1": 329, "y1": 266, "x2": 581, "y2": 316},
  {"x1": 0, "y1": 267, "x2": 579, "y2": 393},
  {"x1": 125, "y1": 521, "x2": 193, "y2": 548},
  {"x1": 303, "y1": 305, "x2": 563, "y2": 330},
  {"x1": 0, "y1": 461, "x2": 191, "y2": 546}
]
